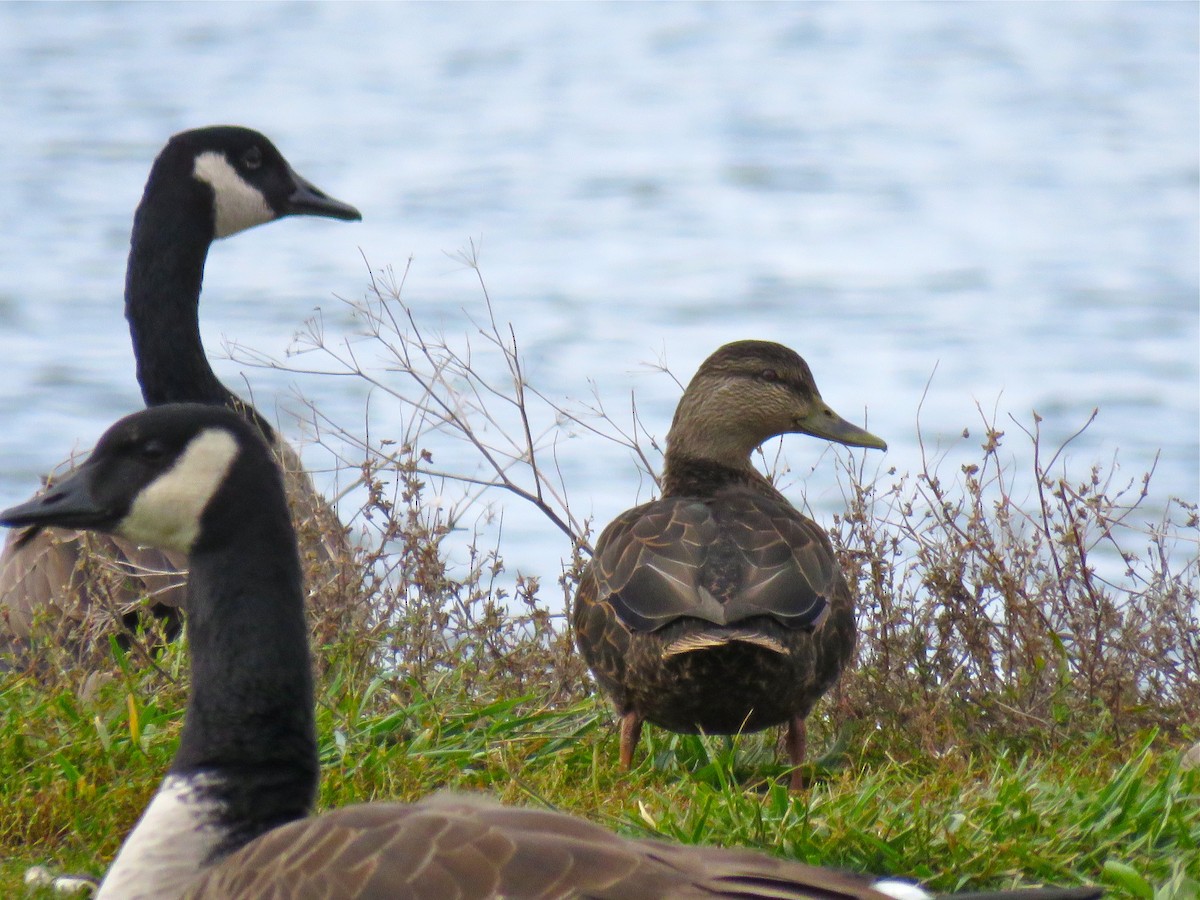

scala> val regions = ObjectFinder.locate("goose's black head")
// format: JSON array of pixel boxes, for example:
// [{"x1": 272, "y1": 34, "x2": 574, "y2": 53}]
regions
[
  {"x1": 144, "y1": 126, "x2": 362, "y2": 240},
  {"x1": 0, "y1": 405, "x2": 281, "y2": 556}
]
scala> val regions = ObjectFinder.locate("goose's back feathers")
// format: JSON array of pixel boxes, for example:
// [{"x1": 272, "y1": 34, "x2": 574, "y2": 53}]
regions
[
  {"x1": 0, "y1": 526, "x2": 183, "y2": 656},
  {"x1": 183, "y1": 793, "x2": 896, "y2": 900},
  {"x1": 0, "y1": 436, "x2": 351, "y2": 664}
]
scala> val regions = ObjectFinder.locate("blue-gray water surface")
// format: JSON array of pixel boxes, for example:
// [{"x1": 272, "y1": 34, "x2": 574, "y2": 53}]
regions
[{"x1": 0, "y1": 3, "x2": 1196, "y2": 589}]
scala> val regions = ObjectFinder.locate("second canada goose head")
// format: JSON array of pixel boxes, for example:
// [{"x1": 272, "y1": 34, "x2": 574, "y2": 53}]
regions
[
  {"x1": 665, "y1": 339, "x2": 887, "y2": 475},
  {"x1": 124, "y1": 125, "x2": 361, "y2": 426},
  {"x1": 140, "y1": 125, "x2": 361, "y2": 240}
]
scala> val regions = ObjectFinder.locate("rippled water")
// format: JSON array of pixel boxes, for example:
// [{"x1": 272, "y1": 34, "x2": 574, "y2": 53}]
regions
[{"x1": 0, "y1": 3, "x2": 1196, "y2": 584}]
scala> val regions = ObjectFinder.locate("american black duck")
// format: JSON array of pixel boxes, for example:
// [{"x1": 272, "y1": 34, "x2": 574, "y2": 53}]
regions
[{"x1": 574, "y1": 340, "x2": 886, "y2": 790}]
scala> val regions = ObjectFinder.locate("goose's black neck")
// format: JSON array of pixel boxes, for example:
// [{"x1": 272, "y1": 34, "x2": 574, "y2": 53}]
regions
[
  {"x1": 171, "y1": 463, "x2": 316, "y2": 857},
  {"x1": 124, "y1": 165, "x2": 274, "y2": 441},
  {"x1": 662, "y1": 454, "x2": 786, "y2": 503}
]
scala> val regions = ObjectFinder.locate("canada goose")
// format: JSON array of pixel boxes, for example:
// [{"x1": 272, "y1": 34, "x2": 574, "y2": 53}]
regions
[
  {"x1": 573, "y1": 340, "x2": 886, "y2": 791},
  {"x1": 0, "y1": 126, "x2": 361, "y2": 662},
  {"x1": 0, "y1": 404, "x2": 1102, "y2": 900}
]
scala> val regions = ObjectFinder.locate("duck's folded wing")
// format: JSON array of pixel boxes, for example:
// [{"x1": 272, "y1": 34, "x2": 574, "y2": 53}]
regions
[
  {"x1": 711, "y1": 489, "x2": 839, "y2": 629},
  {"x1": 590, "y1": 493, "x2": 834, "y2": 633}
]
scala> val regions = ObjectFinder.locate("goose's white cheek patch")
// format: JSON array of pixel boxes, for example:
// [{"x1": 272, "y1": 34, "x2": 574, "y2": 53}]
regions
[
  {"x1": 193, "y1": 151, "x2": 275, "y2": 237},
  {"x1": 119, "y1": 429, "x2": 239, "y2": 554}
]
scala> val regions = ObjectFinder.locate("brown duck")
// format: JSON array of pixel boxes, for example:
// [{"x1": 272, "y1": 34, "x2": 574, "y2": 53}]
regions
[
  {"x1": 0, "y1": 405, "x2": 1100, "y2": 900},
  {"x1": 574, "y1": 340, "x2": 886, "y2": 790}
]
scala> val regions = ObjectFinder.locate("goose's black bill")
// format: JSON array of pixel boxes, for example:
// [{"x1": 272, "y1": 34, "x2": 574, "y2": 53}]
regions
[
  {"x1": 0, "y1": 463, "x2": 112, "y2": 534},
  {"x1": 283, "y1": 168, "x2": 361, "y2": 221}
]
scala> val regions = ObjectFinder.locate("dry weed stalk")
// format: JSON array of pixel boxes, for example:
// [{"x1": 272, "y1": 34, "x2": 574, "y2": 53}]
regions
[
  {"x1": 232, "y1": 248, "x2": 626, "y2": 700},
  {"x1": 834, "y1": 400, "x2": 1198, "y2": 746},
  {"x1": 233, "y1": 253, "x2": 1197, "y2": 741}
]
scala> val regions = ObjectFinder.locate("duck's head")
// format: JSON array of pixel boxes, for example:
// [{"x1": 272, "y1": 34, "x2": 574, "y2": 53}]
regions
[{"x1": 667, "y1": 339, "x2": 887, "y2": 466}]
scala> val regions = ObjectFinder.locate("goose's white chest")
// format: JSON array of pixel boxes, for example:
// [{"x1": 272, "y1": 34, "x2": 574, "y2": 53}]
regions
[{"x1": 96, "y1": 773, "x2": 225, "y2": 900}]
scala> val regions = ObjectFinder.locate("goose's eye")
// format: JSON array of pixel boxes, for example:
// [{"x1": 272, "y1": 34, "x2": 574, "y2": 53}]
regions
[
  {"x1": 759, "y1": 368, "x2": 780, "y2": 383},
  {"x1": 241, "y1": 146, "x2": 263, "y2": 170},
  {"x1": 139, "y1": 439, "x2": 168, "y2": 462}
]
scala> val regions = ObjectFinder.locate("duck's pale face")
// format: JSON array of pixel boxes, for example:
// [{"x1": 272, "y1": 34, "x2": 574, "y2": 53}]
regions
[
  {"x1": 668, "y1": 374, "x2": 817, "y2": 464},
  {"x1": 665, "y1": 342, "x2": 885, "y2": 468}
]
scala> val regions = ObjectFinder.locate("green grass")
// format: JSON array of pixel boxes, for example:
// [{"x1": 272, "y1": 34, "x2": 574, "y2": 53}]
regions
[
  {"x1": 1, "y1": 649, "x2": 1196, "y2": 898},
  {"x1": 2, "y1": 289, "x2": 1196, "y2": 897}
]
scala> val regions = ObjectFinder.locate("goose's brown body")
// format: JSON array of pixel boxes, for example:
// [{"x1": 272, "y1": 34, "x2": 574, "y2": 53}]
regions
[
  {"x1": 574, "y1": 341, "x2": 885, "y2": 788},
  {"x1": 182, "y1": 793, "x2": 901, "y2": 900},
  {"x1": 0, "y1": 525, "x2": 183, "y2": 651},
  {"x1": 0, "y1": 442, "x2": 342, "y2": 653}
]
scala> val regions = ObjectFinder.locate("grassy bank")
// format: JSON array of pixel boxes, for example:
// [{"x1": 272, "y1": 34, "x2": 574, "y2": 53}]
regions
[
  {"x1": 2, "y1": 270, "x2": 1197, "y2": 896},
  {"x1": 0, "y1": 657, "x2": 1196, "y2": 897}
]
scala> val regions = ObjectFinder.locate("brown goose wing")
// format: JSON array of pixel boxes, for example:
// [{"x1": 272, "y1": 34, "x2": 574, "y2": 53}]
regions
[
  {"x1": 274, "y1": 439, "x2": 349, "y2": 561},
  {"x1": 589, "y1": 490, "x2": 836, "y2": 634},
  {"x1": 183, "y1": 793, "x2": 896, "y2": 899},
  {"x1": 0, "y1": 524, "x2": 186, "y2": 653}
]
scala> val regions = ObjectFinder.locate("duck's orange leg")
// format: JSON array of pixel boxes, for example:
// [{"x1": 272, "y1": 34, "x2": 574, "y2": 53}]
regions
[
  {"x1": 785, "y1": 715, "x2": 807, "y2": 791},
  {"x1": 619, "y1": 711, "x2": 644, "y2": 770}
]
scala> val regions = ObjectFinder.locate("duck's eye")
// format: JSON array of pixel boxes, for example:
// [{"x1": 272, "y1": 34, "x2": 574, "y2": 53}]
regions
[
  {"x1": 759, "y1": 368, "x2": 780, "y2": 383},
  {"x1": 241, "y1": 146, "x2": 263, "y2": 170},
  {"x1": 139, "y1": 439, "x2": 168, "y2": 462}
]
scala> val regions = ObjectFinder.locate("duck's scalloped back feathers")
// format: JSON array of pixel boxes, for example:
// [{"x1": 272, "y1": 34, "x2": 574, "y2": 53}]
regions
[{"x1": 590, "y1": 488, "x2": 835, "y2": 633}]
